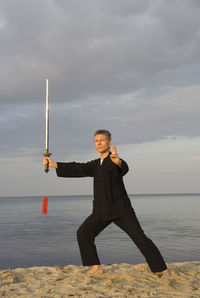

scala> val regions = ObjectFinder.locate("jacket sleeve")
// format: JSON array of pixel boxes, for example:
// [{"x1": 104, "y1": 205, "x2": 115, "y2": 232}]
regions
[
  {"x1": 119, "y1": 159, "x2": 129, "y2": 176},
  {"x1": 56, "y1": 160, "x2": 95, "y2": 177}
]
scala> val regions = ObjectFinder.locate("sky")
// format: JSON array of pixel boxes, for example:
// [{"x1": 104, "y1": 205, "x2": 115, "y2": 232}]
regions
[{"x1": 0, "y1": 0, "x2": 200, "y2": 196}]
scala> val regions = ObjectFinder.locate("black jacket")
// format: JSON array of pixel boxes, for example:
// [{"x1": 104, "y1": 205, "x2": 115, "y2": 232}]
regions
[{"x1": 56, "y1": 152, "x2": 133, "y2": 220}]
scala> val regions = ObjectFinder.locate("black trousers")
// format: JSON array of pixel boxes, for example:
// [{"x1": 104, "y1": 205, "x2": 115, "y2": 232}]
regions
[{"x1": 77, "y1": 208, "x2": 167, "y2": 273}]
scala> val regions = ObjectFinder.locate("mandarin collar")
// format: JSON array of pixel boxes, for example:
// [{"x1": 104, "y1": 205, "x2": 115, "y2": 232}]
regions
[{"x1": 99, "y1": 151, "x2": 111, "y2": 165}]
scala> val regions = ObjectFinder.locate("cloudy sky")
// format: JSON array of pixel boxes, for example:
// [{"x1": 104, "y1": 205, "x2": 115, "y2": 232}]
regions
[{"x1": 0, "y1": 0, "x2": 200, "y2": 196}]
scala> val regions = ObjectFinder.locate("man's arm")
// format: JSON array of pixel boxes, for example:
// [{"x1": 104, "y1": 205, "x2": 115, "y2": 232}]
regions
[
  {"x1": 56, "y1": 161, "x2": 95, "y2": 177},
  {"x1": 43, "y1": 157, "x2": 95, "y2": 177},
  {"x1": 120, "y1": 159, "x2": 129, "y2": 176},
  {"x1": 110, "y1": 145, "x2": 129, "y2": 176}
]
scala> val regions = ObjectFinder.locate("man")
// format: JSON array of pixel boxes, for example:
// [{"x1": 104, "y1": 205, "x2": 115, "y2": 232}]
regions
[{"x1": 43, "y1": 129, "x2": 171, "y2": 278}]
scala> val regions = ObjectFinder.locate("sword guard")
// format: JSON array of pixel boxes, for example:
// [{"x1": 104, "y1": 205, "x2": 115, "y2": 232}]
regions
[{"x1": 42, "y1": 152, "x2": 52, "y2": 173}]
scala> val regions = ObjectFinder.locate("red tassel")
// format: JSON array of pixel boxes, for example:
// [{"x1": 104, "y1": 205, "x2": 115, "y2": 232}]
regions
[{"x1": 42, "y1": 196, "x2": 48, "y2": 215}]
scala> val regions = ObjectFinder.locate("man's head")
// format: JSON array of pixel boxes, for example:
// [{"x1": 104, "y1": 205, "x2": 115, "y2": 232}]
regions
[{"x1": 94, "y1": 129, "x2": 112, "y2": 154}]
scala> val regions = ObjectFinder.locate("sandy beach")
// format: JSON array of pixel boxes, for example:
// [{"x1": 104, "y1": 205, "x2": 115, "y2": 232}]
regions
[{"x1": 0, "y1": 261, "x2": 199, "y2": 297}]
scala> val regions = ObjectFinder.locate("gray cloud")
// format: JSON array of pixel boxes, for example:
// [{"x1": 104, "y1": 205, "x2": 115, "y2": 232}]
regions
[
  {"x1": 1, "y1": 0, "x2": 200, "y2": 195},
  {"x1": 0, "y1": 0, "x2": 200, "y2": 103},
  {"x1": 1, "y1": 85, "x2": 199, "y2": 161}
]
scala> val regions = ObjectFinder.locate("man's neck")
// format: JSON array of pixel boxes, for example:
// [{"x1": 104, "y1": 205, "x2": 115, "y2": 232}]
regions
[{"x1": 99, "y1": 150, "x2": 110, "y2": 160}]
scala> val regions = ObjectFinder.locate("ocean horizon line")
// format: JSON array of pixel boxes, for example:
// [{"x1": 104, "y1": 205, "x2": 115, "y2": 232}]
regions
[{"x1": 0, "y1": 192, "x2": 200, "y2": 198}]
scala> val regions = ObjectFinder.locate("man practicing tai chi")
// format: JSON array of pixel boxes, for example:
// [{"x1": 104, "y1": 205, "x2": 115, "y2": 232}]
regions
[{"x1": 43, "y1": 129, "x2": 171, "y2": 278}]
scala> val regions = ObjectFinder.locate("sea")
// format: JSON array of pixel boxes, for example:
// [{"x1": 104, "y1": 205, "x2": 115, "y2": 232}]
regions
[{"x1": 0, "y1": 194, "x2": 199, "y2": 270}]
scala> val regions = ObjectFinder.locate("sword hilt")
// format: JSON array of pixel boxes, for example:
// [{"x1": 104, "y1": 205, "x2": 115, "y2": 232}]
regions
[{"x1": 42, "y1": 152, "x2": 52, "y2": 173}]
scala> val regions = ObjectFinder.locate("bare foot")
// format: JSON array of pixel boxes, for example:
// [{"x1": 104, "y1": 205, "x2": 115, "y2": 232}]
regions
[
  {"x1": 155, "y1": 268, "x2": 171, "y2": 279},
  {"x1": 86, "y1": 265, "x2": 104, "y2": 275},
  {"x1": 161, "y1": 268, "x2": 171, "y2": 278}
]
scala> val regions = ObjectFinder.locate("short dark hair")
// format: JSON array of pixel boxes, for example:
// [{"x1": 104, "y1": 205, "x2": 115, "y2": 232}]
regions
[{"x1": 94, "y1": 129, "x2": 111, "y2": 140}]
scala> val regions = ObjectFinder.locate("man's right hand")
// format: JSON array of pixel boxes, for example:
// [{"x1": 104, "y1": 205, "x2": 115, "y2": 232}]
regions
[{"x1": 43, "y1": 157, "x2": 58, "y2": 168}]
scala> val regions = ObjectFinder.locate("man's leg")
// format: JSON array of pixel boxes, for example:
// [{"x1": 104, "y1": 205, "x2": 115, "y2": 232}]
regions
[
  {"x1": 77, "y1": 213, "x2": 112, "y2": 273},
  {"x1": 113, "y1": 209, "x2": 170, "y2": 276}
]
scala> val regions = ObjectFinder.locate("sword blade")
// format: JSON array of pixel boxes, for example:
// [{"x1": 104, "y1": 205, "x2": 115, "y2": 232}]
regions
[
  {"x1": 45, "y1": 78, "x2": 49, "y2": 153},
  {"x1": 43, "y1": 78, "x2": 51, "y2": 173}
]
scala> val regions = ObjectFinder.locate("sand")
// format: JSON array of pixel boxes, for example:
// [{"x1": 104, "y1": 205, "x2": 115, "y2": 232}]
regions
[{"x1": 0, "y1": 261, "x2": 200, "y2": 297}]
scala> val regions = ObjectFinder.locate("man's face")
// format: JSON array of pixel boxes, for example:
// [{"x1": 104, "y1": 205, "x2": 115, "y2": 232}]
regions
[{"x1": 94, "y1": 134, "x2": 112, "y2": 154}]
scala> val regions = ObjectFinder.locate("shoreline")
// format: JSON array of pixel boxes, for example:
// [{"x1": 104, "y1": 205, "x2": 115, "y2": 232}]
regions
[{"x1": 0, "y1": 261, "x2": 200, "y2": 297}]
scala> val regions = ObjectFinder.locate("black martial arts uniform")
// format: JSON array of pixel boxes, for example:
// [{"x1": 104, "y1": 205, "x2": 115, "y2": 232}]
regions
[{"x1": 56, "y1": 152, "x2": 167, "y2": 273}]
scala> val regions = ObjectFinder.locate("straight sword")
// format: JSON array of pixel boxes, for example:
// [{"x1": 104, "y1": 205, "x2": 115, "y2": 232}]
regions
[{"x1": 42, "y1": 79, "x2": 51, "y2": 173}]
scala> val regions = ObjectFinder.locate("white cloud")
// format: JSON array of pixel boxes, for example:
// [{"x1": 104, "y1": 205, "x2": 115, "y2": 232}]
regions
[{"x1": 119, "y1": 136, "x2": 200, "y2": 194}]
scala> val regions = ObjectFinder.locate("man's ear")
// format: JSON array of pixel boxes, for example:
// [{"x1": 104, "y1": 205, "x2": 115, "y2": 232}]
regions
[{"x1": 109, "y1": 140, "x2": 112, "y2": 147}]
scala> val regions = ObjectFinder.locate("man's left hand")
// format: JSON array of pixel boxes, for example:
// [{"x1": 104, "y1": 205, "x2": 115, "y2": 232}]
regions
[{"x1": 110, "y1": 145, "x2": 122, "y2": 167}]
